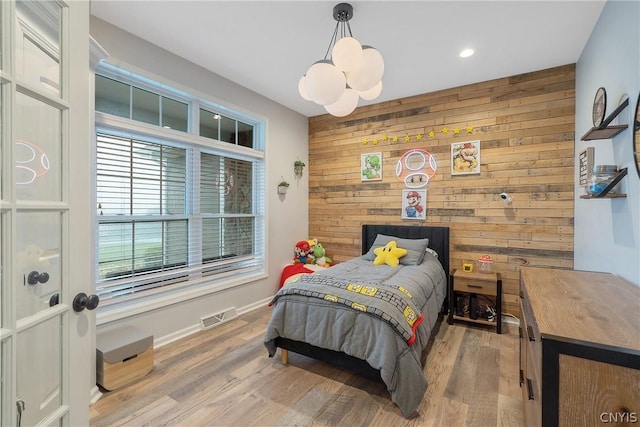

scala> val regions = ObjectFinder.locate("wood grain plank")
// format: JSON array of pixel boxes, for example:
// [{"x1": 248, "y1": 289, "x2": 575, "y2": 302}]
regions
[{"x1": 90, "y1": 306, "x2": 524, "y2": 427}]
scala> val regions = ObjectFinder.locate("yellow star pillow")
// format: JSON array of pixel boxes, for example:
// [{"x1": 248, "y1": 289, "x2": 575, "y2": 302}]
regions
[{"x1": 373, "y1": 241, "x2": 408, "y2": 267}]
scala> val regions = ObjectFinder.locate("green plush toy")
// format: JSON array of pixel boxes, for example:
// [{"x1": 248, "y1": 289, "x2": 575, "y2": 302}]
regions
[
  {"x1": 312, "y1": 242, "x2": 332, "y2": 266},
  {"x1": 373, "y1": 241, "x2": 407, "y2": 267}
]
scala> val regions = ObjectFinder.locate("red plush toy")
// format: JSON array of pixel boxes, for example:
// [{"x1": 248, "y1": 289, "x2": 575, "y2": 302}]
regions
[{"x1": 293, "y1": 240, "x2": 312, "y2": 264}]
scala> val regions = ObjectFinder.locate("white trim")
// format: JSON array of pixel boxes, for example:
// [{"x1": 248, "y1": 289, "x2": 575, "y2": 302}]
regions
[
  {"x1": 95, "y1": 271, "x2": 268, "y2": 325},
  {"x1": 97, "y1": 59, "x2": 267, "y2": 126},
  {"x1": 237, "y1": 296, "x2": 273, "y2": 316},
  {"x1": 89, "y1": 386, "x2": 103, "y2": 406},
  {"x1": 89, "y1": 36, "x2": 108, "y2": 71},
  {"x1": 153, "y1": 324, "x2": 201, "y2": 348},
  {"x1": 95, "y1": 112, "x2": 264, "y2": 160},
  {"x1": 152, "y1": 296, "x2": 272, "y2": 349}
]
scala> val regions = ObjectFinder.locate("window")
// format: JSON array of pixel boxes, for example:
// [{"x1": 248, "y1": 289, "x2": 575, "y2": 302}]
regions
[{"x1": 94, "y1": 66, "x2": 265, "y2": 306}]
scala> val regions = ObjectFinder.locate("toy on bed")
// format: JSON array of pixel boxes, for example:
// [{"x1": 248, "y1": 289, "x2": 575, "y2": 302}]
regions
[
  {"x1": 373, "y1": 240, "x2": 407, "y2": 267},
  {"x1": 293, "y1": 240, "x2": 313, "y2": 264},
  {"x1": 311, "y1": 242, "x2": 332, "y2": 266},
  {"x1": 293, "y1": 239, "x2": 333, "y2": 266},
  {"x1": 283, "y1": 239, "x2": 332, "y2": 288}
]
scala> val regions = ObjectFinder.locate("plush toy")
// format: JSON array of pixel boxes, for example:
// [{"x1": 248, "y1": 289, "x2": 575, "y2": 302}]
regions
[
  {"x1": 373, "y1": 241, "x2": 407, "y2": 267},
  {"x1": 293, "y1": 240, "x2": 312, "y2": 264},
  {"x1": 312, "y1": 242, "x2": 332, "y2": 266},
  {"x1": 307, "y1": 238, "x2": 318, "y2": 263}
]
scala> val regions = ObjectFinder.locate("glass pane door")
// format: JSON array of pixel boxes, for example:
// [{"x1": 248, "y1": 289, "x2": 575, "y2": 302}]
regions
[{"x1": 0, "y1": 1, "x2": 91, "y2": 426}]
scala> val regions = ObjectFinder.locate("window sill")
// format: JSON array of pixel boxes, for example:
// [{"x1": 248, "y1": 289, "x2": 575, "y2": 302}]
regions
[{"x1": 96, "y1": 270, "x2": 268, "y2": 325}]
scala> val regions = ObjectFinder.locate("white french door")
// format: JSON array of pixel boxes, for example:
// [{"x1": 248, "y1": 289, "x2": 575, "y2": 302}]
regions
[{"x1": 1, "y1": 1, "x2": 92, "y2": 426}]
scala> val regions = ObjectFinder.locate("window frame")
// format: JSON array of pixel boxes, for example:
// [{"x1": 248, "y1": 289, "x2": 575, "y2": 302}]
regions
[{"x1": 94, "y1": 64, "x2": 266, "y2": 320}]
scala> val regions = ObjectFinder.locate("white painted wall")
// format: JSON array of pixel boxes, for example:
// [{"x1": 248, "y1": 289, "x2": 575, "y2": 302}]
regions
[
  {"x1": 90, "y1": 17, "x2": 309, "y2": 340},
  {"x1": 574, "y1": 0, "x2": 640, "y2": 285}
]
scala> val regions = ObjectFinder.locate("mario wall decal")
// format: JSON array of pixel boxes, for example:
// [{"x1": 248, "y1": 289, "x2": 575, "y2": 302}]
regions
[{"x1": 402, "y1": 189, "x2": 427, "y2": 220}]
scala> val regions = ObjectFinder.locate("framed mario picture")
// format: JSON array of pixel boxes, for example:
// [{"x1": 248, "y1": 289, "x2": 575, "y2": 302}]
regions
[
  {"x1": 402, "y1": 189, "x2": 427, "y2": 220},
  {"x1": 451, "y1": 140, "x2": 481, "y2": 175}
]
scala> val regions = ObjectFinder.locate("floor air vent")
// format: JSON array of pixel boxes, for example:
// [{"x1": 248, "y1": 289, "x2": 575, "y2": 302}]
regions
[{"x1": 200, "y1": 307, "x2": 237, "y2": 330}]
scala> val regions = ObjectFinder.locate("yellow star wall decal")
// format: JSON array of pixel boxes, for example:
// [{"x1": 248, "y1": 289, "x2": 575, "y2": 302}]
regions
[{"x1": 356, "y1": 126, "x2": 474, "y2": 146}]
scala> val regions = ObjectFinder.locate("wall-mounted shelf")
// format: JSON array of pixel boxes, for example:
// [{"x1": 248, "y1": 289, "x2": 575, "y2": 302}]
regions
[
  {"x1": 580, "y1": 167, "x2": 628, "y2": 198},
  {"x1": 581, "y1": 97, "x2": 629, "y2": 141}
]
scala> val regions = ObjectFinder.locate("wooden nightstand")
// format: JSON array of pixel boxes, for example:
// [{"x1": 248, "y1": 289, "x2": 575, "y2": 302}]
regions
[{"x1": 448, "y1": 269, "x2": 502, "y2": 333}]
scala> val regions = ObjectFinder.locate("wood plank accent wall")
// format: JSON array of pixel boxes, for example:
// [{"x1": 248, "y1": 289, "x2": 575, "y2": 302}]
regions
[{"x1": 307, "y1": 64, "x2": 576, "y2": 316}]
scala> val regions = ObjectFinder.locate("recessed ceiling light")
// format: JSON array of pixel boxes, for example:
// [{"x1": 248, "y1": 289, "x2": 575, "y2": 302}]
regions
[{"x1": 459, "y1": 48, "x2": 475, "y2": 58}]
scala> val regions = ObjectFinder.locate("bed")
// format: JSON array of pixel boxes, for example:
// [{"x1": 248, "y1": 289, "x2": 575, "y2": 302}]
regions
[{"x1": 264, "y1": 224, "x2": 450, "y2": 417}]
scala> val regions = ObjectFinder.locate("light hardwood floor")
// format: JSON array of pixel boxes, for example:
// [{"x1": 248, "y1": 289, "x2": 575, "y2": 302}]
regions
[{"x1": 90, "y1": 306, "x2": 524, "y2": 427}]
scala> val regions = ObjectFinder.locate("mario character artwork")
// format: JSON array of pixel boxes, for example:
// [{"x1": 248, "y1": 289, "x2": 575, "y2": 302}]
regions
[
  {"x1": 404, "y1": 190, "x2": 425, "y2": 219},
  {"x1": 361, "y1": 153, "x2": 382, "y2": 181},
  {"x1": 452, "y1": 141, "x2": 480, "y2": 174}
]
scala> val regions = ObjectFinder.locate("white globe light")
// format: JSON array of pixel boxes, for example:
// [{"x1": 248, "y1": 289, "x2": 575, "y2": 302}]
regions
[
  {"x1": 298, "y1": 75, "x2": 312, "y2": 101},
  {"x1": 346, "y1": 46, "x2": 384, "y2": 92},
  {"x1": 324, "y1": 87, "x2": 359, "y2": 117},
  {"x1": 305, "y1": 60, "x2": 346, "y2": 106},
  {"x1": 332, "y1": 37, "x2": 363, "y2": 72},
  {"x1": 358, "y1": 80, "x2": 382, "y2": 101}
]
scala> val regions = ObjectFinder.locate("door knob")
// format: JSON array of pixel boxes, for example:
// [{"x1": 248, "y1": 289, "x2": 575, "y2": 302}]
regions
[
  {"x1": 49, "y1": 293, "x2": 59, "y2": 307},
  {"x1": 72, "y1": 292, "x2": 100, "y2": 312},
  {"x1": 27, "y1": 271, "x2": 49, "y2": 285}
]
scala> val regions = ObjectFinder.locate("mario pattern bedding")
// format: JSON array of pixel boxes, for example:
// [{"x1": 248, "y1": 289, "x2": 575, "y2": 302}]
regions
[
  {"x1": 264, "y1": 251, "x2": 447, "y2": 417},
  {"x1": 270, "y1": 274, "x2": 424, "y2": 345}
]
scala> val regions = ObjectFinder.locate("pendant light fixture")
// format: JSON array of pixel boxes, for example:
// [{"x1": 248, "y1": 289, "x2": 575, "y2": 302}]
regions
[{"x1": 298, "y1": 3, "x2": 384, "y2": 117}]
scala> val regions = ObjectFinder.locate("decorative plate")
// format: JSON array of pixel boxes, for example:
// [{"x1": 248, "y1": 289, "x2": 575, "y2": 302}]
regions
[{"x1": 592, "y1": 87, "x2": 607, "y2": 128}]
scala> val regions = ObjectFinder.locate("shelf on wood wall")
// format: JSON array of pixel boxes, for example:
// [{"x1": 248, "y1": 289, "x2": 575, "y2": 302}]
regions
[{"x1": 581, "y1": 97, "x2": 629, "y2": 141}]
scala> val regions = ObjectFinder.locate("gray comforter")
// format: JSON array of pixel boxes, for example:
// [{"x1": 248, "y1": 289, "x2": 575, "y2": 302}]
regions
[{"x1": 264, "y1": 253, "x2": 447, "y2": 417}]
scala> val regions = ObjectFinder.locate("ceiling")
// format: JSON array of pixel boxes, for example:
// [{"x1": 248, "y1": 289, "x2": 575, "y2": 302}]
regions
[{"x1": 90, "y1": 1, "x2": 606, "y2": 118}]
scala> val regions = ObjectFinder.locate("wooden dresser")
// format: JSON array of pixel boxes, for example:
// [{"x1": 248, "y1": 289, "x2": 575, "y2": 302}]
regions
[{"x1": 519, "y1": 267, "x2": 640, "y2": 427}]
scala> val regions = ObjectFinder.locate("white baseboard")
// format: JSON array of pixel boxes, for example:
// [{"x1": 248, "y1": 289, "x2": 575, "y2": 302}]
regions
[
  {"x1": 154, "y1": 324, "x2": 201, "y2": 348},
  {"x1": 237, "y1": 296, "x2": 272, "y2": 315},
  {"x1": 154, "y1": 296, "x2": 273, "y2": 349},
  {"x1": 89, "y1": 385, "x2": 103, "y2": 405}
]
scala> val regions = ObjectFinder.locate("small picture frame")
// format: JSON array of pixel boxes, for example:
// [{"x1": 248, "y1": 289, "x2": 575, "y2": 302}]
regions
[
  {"x1": 361, "y1": 152, "x2": 382, "y2": 181},
  {"x1": 579, "y1": 147, "x2": 594, "y2": 186},
  {"x1": 401, "y1": 189, "x2": 427, "y2": 220},
  {"x1": 592, "y1": 87, "x2": 607, "y2": 128},
  {"x1": 451, "y1": 140, "x2": 481, "y2": 175}
]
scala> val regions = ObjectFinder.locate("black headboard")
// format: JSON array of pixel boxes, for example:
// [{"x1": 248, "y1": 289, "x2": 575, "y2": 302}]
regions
[{"x1": 361, "y1": 224, "x2": 450, "y2": 276}]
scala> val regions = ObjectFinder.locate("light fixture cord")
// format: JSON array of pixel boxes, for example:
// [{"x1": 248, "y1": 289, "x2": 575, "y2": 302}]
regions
[
  {"x1": 323, "y1": 17, "x2": 355, "y2": 60},
  {"x1": 324, "y1": 21, "x2": 340, "y2": 60}
]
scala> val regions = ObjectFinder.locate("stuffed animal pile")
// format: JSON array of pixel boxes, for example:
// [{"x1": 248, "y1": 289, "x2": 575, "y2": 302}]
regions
[{"x1": 293, "y1": 239, "x2": 332, "y2": 266}]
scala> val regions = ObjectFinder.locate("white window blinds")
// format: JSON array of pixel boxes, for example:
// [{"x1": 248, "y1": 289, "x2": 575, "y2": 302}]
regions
[{"x1": 95, "y1": 131, "x2": 264, "y2": 304}]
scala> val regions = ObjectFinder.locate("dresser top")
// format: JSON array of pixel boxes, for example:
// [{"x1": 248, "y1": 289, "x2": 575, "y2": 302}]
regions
[{"x1": 520, "y1": 267, "x2": 640, "y2": 352}]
